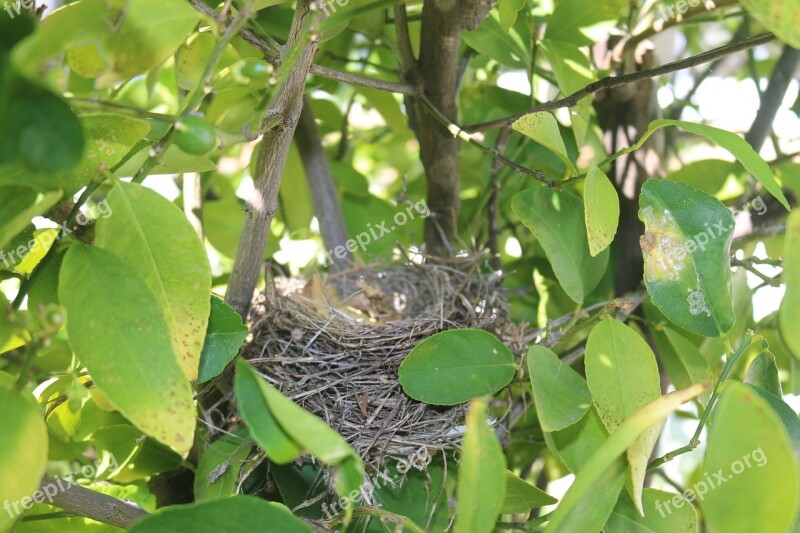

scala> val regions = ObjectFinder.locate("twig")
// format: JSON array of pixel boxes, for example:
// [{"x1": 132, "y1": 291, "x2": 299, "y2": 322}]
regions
[
  {"x1": 463, "y1": 33, "x2": 776, "y2": 132},
  {"x1": 416, "y1": 95, "x2": 558, "y2": 187},
  {"x1": 67, "y1": 97, "x2": 178, "y2": 122},
  {"x1": 648, "y1": 334, "x2": 754, "y2": 470},
  {"x1": 187, "y1": 0, "x2": 418, "y2": 96},
  {"x1": 745, "y1": 45, "x2": 800, "y2": 152},
  {"x1": 620, "y1": 0, "x2": 740, "y2": 56},
  {"x1": 32, "y1": 475, "x2": 149, "y2": 529}
]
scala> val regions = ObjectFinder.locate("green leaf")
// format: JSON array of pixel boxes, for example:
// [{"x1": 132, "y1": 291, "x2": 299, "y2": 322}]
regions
[
  {"x1": 0, "y1": 114, "x2": 150, "y2": 195},
  {"x1": 527, "y1": 345, "x2": 592, "y2": 432},
  {"x1": 605, "y1": 488, "x2": 699, "y2": 533},
  {"x1": 744, "y1": 350, "x2": 783, "y2": 397},
  {"x1": 12, "y1": 0, "x2": 202, "y2": 89},
  {"x1": 0, "y1": 187, "x2": 61, "y2": 250},
  {"x1": 58, "y1": 244, "x2": 196, "y2": 457},
  {"x1": 701, "y1": 382, "x2": 799, "y2": 533},
  {"x1": 501, "y1": 470, "x2": 557, "y2": 514},
  {"x1": 197, "y1": 296, "x2": 249, "y2": 384},
  {"x1": 0, "y1": 373, "x2": 48, "y2": 532},
  {"x1": 612, "y1": 119, "x2": 790, "y2": 211},
  {"x1": 545, "y1": 384, "x2": 705, "y2": 533},
  {"x1": 546, "y1": 406, "x2": 610, "y2": 473},
  {"x1": 499, "y1": 0, "x2": 527, "y2": 32},
  {"x1": 234, "y1": 360, "x2": 364, "y2": 499},
  {"x1": 461, "y1": 11, "x2": 530, "y2": 70},
  {"x1": 454, "y1": 399, "x2": 507, "y2": 533},
  {"x1": 128, "y1": 496, "x2": 311, "y2": 533},
  {"x1": 545, "y1": 0, "x2": 628, "y2": 46},
  {"x1": 513, "y1": 186, "x2": 610, "y2": 303},
  {"x1": 584, "y1": 165, "x2": 619, "y2": 257},
  {"x1": 512, "y1": 112, "x2": 577, "y2": 177},
  {"x1": 234, "y1": 359, "x2": 302, "y2": 465},
  {"x1": 639, "y1": 179, "x2": 736, "y2": 337},
  {"x1": 584, "y1": 319, "x2": 662, "y2": 513},
  {"x1": 657, "y1": 328, "x2": 713, "y2": 404},
  {"x1": 780, "y1": 211, "x2": 800, "y2": 359},
  {"x1": 740, "y1": 0, "x2": 800, "y2": 48},
  {"x1": 96, "y1": 181, "x2": 211, "y2": 382},
  {"x1": 10, "y1": 89, "x2": 84, "y2": 172},
  {"x1": 194, "y1": 429, "x2": 252, "y2": 501},
  {"x1": 398, "y1": 329, "x2": 516, "y2": 406}
]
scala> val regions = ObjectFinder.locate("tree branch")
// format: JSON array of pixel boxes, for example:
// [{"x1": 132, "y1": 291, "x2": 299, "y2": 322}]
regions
[
  {"x1": 621, "y1": 0, "x2": 740, "y2": 56},
  {"x1": 225, "y1": 0, "x2": 322, "y2": 318},
  {"x1": 745, "y1": 45, "x2": 800, "y2": 152},
  {"x1": 295, "y1": 96, "x2": 352, "y2": 271},
  {"x1": 417, "y1": 95, "x2": 557, "y2": 187},
  {"x1": 187, "y1": 0, "x2": 417, "y2": 96},
  {"x1": 31, "y1": 476, "x2": 149, "y2": 529},
  {"x1": 463, "y1": 32, "x2": 776, "y2": 132}
]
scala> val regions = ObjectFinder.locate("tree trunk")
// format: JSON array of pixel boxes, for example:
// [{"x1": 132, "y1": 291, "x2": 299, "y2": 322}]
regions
[{"x1": 414, "y1": 0, "x2": 464, "y2": 256}]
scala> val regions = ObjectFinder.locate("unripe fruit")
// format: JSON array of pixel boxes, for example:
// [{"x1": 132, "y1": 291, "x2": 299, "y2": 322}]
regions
[
  {"x1": 174, "y1": 116, "x2": 217, "y2": 155},
  {"x1": 241, "y1": 60, "x2": 269, "y2": 82}
]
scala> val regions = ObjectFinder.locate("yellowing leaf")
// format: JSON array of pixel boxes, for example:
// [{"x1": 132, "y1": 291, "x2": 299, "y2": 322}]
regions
[
  {"x1": 512, "y1": 112, "x2": 577, "y2": 177},
  {"x1": 0, "y1": 373, "x2": 48, "y2": 532},
  {"x1": 546, "y1": 384, "x2": 705, "y2": 532},
  {"x1": 584, "y1": 165, "x2": 619, "y2": 256},
  {"x1": 741, "y1": 0, "x2": 800, "y2": 48},
  {"x1": 585, "y1": 319, "x2": 661, "y2": 514},
  {"x1": 59, "y1": 244, "x2": 196, "y2": 456},
  {"x1": 96, "y1": 182, "x2": 211, "y2": 382}
]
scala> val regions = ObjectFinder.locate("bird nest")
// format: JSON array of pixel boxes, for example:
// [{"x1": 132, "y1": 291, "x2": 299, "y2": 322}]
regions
[{"x1": 241, "y1": 253, "x2": 512, "y2": 468}]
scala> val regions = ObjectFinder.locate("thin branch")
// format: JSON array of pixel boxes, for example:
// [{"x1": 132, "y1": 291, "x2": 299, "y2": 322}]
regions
[
  {"x1": 416, "y1": 95, "x2": 558, "y2": 187},
  {"x1": 649, "y1": 334, "x2": 754, "y2": 470},
  {"x1": 745, "y1": 45, "x2": 800, "y2": 152},
  {"x1": 32, "y1": 475, "x2": 149, "y2": 529},
  {"x1": 463, "y1": 33, "x2": 776, "y2": 132},
  {"x1": 188, "y1": 0, "x2": 418, "y2": 96},
  {"x1": 621, "y1": 0, "x2": 740, "y2": 55}
]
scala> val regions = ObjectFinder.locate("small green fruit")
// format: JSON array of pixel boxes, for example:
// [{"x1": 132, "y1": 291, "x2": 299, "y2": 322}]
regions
[
  {"x1": 241, "y1": 60, "x2": 270, "y2": 82},
  {"x1": 174, "y1": 116, "x2": 217, "y2": 155}
]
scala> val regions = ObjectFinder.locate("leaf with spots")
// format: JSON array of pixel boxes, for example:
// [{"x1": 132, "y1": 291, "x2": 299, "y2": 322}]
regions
[
  {"x1": 59, "y1": 244, "x2": 196, "y2": 457},
  {"x1": 741, "y1": 0, "x2": 800, "y2": 48},
  {"x1": 639, "y1": 179, "x2": 735, "y2": 337},
  {"x1": 96, "y1": 181, "x2": 211, "y2": 382},
  {"x1": 584, "y1": 319, "x2": 661, "y2": 515},
  {"x1": 584, "y1": 165, "x2": 619, "y2": 257},
  {"x1": 546, "y1": 384, "x2": 705, "y2": 532},
  {"x1": 399, "y1": 329, "x2": 516, "y2": 405},
  {"x1": 512, "y1": 112, "x2": 577, "y2": 177}
]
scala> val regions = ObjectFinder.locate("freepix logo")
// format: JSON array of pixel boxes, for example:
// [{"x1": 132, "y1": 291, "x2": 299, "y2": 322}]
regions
[
  {"x1": 3, "y1": 0, "x2": 37, "y2": 19},
  {"x1": 654, "y1": 447, "x2": 768, "y2": 518}
]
